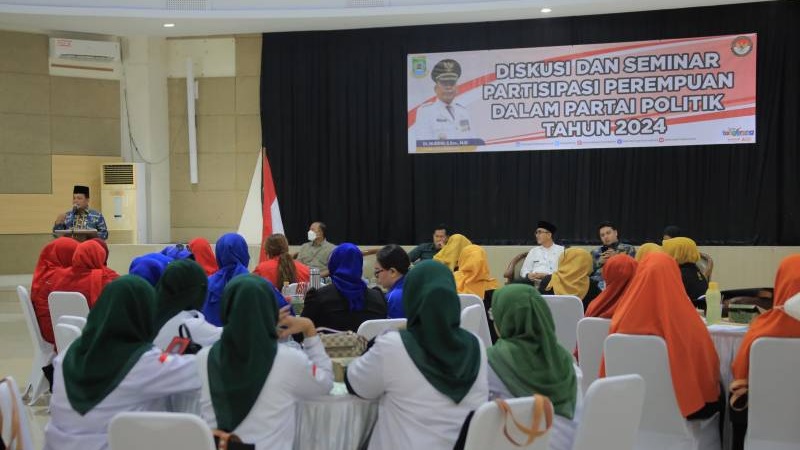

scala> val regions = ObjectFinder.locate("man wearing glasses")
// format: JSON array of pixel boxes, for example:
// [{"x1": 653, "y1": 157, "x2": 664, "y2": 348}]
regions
[{"x1": 520, "y1": 220, "x2": 564, "y2": 284}]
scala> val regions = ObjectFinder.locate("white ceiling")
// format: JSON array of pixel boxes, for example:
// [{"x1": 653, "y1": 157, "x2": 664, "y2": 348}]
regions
[{"x1": 0, "y1": 0, "x2": 773, "y2": 38}]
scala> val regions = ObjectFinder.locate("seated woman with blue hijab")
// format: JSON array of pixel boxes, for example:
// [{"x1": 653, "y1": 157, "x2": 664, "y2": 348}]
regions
[
  {"x1": 488, "y1": 284, "x2": 583, "y2": 450},
  {"x1": 302, "y1": 243, "x2": 387, "y2": 331},
  {"x1": 129, "y1": 253, "x2": 172, "y2": 286},
  {"x1": 203, "y1": 233, "x2": 251, "y2": 326}
]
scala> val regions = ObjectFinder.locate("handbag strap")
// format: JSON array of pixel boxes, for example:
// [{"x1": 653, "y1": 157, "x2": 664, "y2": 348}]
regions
[
  {"x1": 315, "y1": 327, "x2": 349, "y2": 335},
  {"x1": 179, "y1": 323, "x2": 194, "y2": 340},
  {"x1": 0, "y1": 378, "x2": 21, "y2": 450},
  {"x1": 494, "y1": 394, "x2": 553, "y2": 447}
]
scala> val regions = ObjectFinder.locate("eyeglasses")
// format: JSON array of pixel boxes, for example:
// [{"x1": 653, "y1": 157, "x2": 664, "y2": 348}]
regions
[
  {"x1": 535, "y1": 230, "x2": 551, "y2": 235},
  {"x1": 373, "y1": 268, "x2": 387, "y2": 277}
]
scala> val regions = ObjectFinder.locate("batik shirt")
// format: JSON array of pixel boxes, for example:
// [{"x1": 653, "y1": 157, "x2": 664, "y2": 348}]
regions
[{"x1": 53, "y1": 208, "x2": 109, "y2": 239}]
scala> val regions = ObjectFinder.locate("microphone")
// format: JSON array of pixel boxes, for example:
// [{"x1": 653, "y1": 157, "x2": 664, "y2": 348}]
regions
[{"x1": 72, "y1": 204, "x2": 79, "y2": 213}]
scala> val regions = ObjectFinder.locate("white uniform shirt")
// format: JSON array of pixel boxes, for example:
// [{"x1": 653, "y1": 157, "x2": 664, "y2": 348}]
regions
[
  {"x1": 488, "y1": 364, "x2": 583, "y2": 450},
  {"x1": 198, "y1": 335, "x2": 333, "y2": 450},
  {"x1": 415, "y1": 99, "x2": 474, "y2": 141},
  {"x1": 520, "y1": 244, "x2": 565, "y2": 279},
  {"x1": 346, "y1": 331, "x2": 488, "y2": 450},
  {"x1": 44, "y1": 348, "x2": 201, "y2": 450},
  {"x1": 153, "y1": 310, "x2": 222, "y2": 351}
]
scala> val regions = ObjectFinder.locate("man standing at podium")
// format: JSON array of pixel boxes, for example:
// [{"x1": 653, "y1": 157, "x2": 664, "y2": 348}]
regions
[{"x1": 53, "y1": 185, "x2": 108, "y2": 240}]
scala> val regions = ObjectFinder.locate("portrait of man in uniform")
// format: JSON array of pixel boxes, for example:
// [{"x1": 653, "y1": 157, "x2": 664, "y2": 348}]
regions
[{"x1": 415, "y1": 59, "x2": 476, "y2": 141}]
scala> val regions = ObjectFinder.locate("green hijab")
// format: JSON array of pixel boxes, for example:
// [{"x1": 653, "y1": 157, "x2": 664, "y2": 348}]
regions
[
  {"x1": 154, "y1": 259, "x2": 209, "y2": 329},
  {"x1": 399, "y1": 260, "x2": 481, "y2": 403},
  {"x1": 488, "y1": 284, "x2": 578, "y2": 419},
  {"x1": 62, "y1": 275, "x2": 157, "y2": 415},
  {"x1": 207, "y1": 275, "x2": 279, "y2": 431}
]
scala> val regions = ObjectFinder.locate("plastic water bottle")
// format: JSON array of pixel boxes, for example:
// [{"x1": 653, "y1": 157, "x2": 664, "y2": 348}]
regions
[
  {"x1": 310, "y1": 267, "x2": 321, "y2": 289},
  {"x1": 705, "y1": 281, "x2": 722, "y2": 324}
]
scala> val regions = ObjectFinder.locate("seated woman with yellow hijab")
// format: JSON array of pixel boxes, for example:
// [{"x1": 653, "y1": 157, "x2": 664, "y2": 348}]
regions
[
  {"x1": 433, "y1": 234, "x2": 472, "y2": 271},
  {"x1": 454, "y1": 244, "x2": 500, "y2": 341},
  {"x1": 662, "y1": 237, "x2": 708, "y2": 306},
  {"x1": 539, "y1": 247, "x2": 600, "y2": 310}
]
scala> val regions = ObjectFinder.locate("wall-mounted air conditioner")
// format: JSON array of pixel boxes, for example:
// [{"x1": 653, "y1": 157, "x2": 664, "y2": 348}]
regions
[
  {"x1": 100, "y1": 163, "x2": 148, "y2": 244},
  {"x1": 49, "y1": 38, "x2": 121, "y2": 80}
]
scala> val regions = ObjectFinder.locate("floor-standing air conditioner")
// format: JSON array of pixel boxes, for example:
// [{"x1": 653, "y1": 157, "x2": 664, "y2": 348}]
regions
[{"x1": 100, "y1": 163, "x2": 147, "y2": 244}]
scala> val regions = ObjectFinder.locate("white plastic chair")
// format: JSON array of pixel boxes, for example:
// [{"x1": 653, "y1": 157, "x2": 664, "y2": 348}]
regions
[
  {"x1": 576, "y1": 317, "x2": 611, "y2": 394},
  {"x1": 458, "y1": 293, "x2": 483, "y2": 311},
  {"x1": 109, "y1": 411, "x2": 216, "y2": 450},
  {"x1": 356, "y1": 318, "x2": 407, "y2": 340},
  {"x1": 745, "y1": 337, "x2": 800, "y2": 450},
  {"x1": 542, "y1": 295, "x2": 584, "y2": 352},
  {"x1": 57, "y1": 315, "x2": 87, "y2": 331},
  {"x1": 572, "y1": 374, "x2": 645, "y2": 450},
  {"x1": 48, "y1": 291, "x2": 89, "y2": 334},
  {"x1": 462, "y1": 396, "x2": 552, "y2": 450},
  {"x1": 16, "y1": 286, "x2": 55, "y2": 405},
  {"x1": 460, "y1": 304, "x2": 492, "y2": 348},
  {"x1": 604, "y1": 334, "x2": 720, "y2": 450},
  {"x1": 0, "y1": 376, "x2": 35, "y2": 450},
  {"x1": 54, "y1": 323, "x2": 82, "y2": 353}
]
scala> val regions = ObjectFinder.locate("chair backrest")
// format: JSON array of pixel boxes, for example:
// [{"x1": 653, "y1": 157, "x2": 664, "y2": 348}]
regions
[
  {"x1": 460, "y1": 304, "x2": 492, "y2": 348},
  {"x1": 57, "y1": 315, "x2": 87, "y2": 330},
  {"x1": 109, "y1": 412, "x2": 216, "y2": 450},
  {"x1": 458, "y1": 293, "x2": 483, "y2": 311},
  {"x1": 48, "y1": 291, "x2": 89, "y2": 332},
  {"x1": 541, "y1": 295, "x2": 584, "y2": 352},
  {"x1": 745, "y1": 337, "x2": 800, "y2": 448},
  {"x1": 576, "y1": 317, "x2": 611, "y2": 393},
  {"x1": 463, "y1": 396, "x2": 552, "y2": 450},
  {"x1": 0, "y1": 376, "x2": 35, "y2": 450},
  {"x1": 697, "y1": 252, "x2": 713, "y2": 281},
  {"x1": 503, "y1": 251, "x2": 529, "y2": 284},
  {"x1": 54, "y1": 323, "x2": 82, "y2": 353},
  {"x1": 572, "y1": 374, "x2": 645, "y2": 450},
  {"x1": 16, "y1": 286, "x2": 52, "y2": 356},
  {"x1": 604, "y1": 334, "x2": 690, "y2": 437},
  {"x1": 356, "y1": 318, "x2": 407, "y2": 340}
]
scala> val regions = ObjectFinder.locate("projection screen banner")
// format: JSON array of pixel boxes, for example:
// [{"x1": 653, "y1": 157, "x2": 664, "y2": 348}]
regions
[{"x1": 407, "y1": 34, "x2": 756, "y2": 154}]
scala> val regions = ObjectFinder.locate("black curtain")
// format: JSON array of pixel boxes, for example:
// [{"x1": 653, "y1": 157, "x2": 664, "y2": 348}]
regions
[{"x1": 261, "y1": 1, "x2": 800, "y2": 246}]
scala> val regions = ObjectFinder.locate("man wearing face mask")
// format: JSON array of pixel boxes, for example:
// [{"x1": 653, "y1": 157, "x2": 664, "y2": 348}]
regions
[
  {"x1": 52, "y1": 185, "x2": 109, "y2": 240},
  {"x1": 296, "y1": 221, "x2": 336, "y2": 276}
]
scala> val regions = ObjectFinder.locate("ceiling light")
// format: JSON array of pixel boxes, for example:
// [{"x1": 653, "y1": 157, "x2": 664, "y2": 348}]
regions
[
  {"x1": 163, "y1": 23, "x2": 175, "y2": 28},
  {"x1": 540, "y1": 7, "x2": 552, "y2": 13}
]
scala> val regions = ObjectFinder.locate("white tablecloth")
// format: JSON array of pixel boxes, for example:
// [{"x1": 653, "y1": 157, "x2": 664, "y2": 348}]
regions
[
  {"x1": 707, "y1": 322, "x2": 748, "y2": 450},
  {"x1": 294, "y1": 383, "x2": 378, "y2": 450}
]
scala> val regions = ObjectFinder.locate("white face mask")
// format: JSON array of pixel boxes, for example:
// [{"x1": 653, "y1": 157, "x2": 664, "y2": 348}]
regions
[
  {"x1": 307, "y1": 230, "x2": 317, "y2": 242},
  {"x1": 783, "y1": 293, "x2": 800, "y2": 322}
]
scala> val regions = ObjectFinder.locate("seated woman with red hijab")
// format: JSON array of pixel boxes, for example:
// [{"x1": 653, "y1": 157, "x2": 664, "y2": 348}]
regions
[
  {"x1": 584, "y1": 254, "x2": 637, "y2": 319},
  {"x1": 52, "y1": 240, "x2": 119, "y2": 308},
  {"x1": 188, "y1": 237, "x2": 218, "y2": 276},
  {"x1": 729, "y1": 254, "x2": 800, "y2": 450},
  {"x1": 254, "y1": 233, "x2": 310, "y2": 288},
  {"x1": 30, "y1": 238, "x2": 79, "y2": 344}
]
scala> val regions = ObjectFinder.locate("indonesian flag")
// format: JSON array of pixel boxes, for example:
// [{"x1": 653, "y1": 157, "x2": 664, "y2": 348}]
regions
[
  {"x1": 260, "y1": 148, "x2": 284, "y2": 261},
  {"x1": 237, "y1": 148, "x2": 283, "y2": 260}
]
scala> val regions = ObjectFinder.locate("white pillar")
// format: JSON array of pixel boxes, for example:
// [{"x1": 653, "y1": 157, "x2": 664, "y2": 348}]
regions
[{"x1": 120, "y1": 36, "x2": 171, "y2": 244}]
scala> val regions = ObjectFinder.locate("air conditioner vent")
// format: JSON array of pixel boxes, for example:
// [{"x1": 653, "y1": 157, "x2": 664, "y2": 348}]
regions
[
  {"x1": 103, "y1": 164, "x2": 134, "y2": 185},
  {"x1": 349, "y1": 0, "x2": 385, "y2": 6},
  {"x1": 166, "y1": 0, "x2": 209, "y2": 10}
]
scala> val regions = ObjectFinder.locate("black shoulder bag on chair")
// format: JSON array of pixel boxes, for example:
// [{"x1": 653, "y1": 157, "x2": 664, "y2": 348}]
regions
[{"x1": 164, "y1": 324, "x2": 202, "y2": 355}]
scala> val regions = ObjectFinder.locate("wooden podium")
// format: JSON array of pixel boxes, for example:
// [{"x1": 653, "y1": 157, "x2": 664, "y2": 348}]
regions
[{"x1": 54, "y1": 229, "x2": 98, "y2": 242}]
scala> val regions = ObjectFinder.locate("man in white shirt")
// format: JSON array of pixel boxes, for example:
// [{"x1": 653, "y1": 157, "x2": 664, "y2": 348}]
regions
[
  {"x1": 520, "y1": 220, "x2": 565, "y2": 283},
  {"x1": 415, "y1": 59, "x2": 475, "y2": 141}
]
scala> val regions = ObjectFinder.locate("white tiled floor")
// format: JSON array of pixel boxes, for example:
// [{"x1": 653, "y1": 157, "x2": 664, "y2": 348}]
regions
[{"x1": 1, "y1": 287, "x2": 49, "y2": 449}]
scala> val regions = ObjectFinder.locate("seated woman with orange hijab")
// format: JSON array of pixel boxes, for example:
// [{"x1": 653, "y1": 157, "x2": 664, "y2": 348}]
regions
[
  {"x1": 254, "y1": 233, "x2": 310, "y2": 288},
  {"x1": 52, "y1": 239, "x2": 119, "y2": 308},
  {"x1": 601, "y1": 252, "x2": 722, "y2": 421},
  {"x1": 584, "y1": 254, "x2": 637, "y2": 319},
  {"x1": 539, "y1": 248, "x2": 600, "y2": 310},
  {"x1": 729, "y1": 254, "x2": 800, "y2": 450}
]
